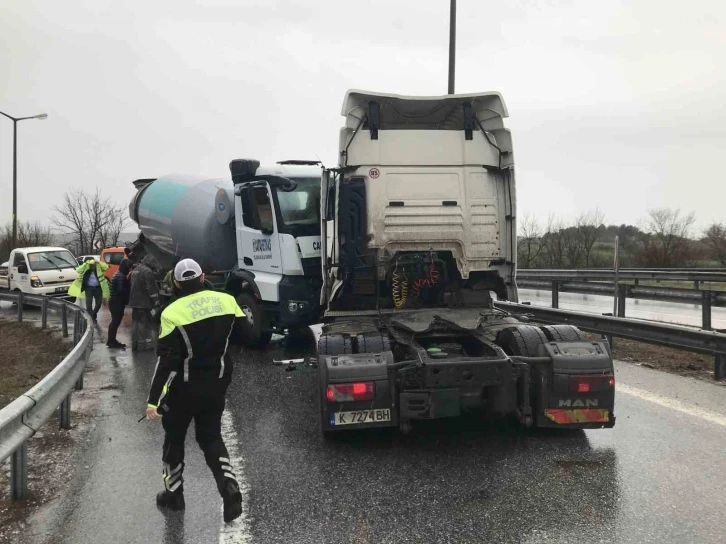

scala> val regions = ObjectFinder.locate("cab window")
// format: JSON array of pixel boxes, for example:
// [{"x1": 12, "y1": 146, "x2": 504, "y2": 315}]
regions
[
  {"x1": 13, "y1": 253, "x2": 27, "y2": 268},
  {"x1": 243, "y1": 187, "x2": 275, "y2": 232},
  {"x1": 103, "y1": 251, "x2": 125, "y2": 265}
]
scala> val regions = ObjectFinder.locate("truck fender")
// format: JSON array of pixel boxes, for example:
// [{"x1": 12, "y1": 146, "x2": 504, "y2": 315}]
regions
[{"x1": 225, "y1": 269, "x2": 261, "y2": 300}]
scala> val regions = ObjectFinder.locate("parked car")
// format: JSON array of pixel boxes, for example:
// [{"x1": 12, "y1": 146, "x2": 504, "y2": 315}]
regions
[
  {"x1": 77, "y1": 254, "x2": 101, "y2": 265},
  {"x1": 0, "y1": 261, "x2": 8, "y2": 290},
  {"x1": 100, "y1": 247, "x2": 127, "y2": 280}
]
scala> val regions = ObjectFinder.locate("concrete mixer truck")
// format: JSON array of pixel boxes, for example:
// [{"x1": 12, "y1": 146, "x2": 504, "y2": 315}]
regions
[{"x1": 128, "y1": 160, "x2": 323, "y2": 347}]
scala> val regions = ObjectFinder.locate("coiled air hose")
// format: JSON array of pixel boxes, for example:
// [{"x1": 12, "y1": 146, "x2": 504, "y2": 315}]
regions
[
  {"x1": 412, "y1": 252, "x2": 441, "y2": 297},
  {"x1": 392, "y1": 262, "x2": 408, "y2": 310}
]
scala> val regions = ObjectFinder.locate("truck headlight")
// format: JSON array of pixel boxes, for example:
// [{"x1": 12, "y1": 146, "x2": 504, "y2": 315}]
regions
[
  {"x1": 288, "y1": 300, "x2": 308, "y2": 313},
  {"x1": 30, "y1": 276, "x2": 43, "y2": 288}
]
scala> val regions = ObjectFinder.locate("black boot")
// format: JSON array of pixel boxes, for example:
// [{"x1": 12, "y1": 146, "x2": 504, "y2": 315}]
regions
[
  {"x1": 221, "y1": 481, "x2": 242, "y2": 523},
  {"x1": 156, "y1": 490, "x2": 185, "y2": 511}
]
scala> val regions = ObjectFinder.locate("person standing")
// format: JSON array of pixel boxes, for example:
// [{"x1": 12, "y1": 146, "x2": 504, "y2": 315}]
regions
[
  {"x1": 107, "y1": 258, "x2": 132, "y2": 349},
  {"x1": 129, "y1": 254, "x2": 161, "y2": 351},
  {"x1": 69, "y1": 257, "x2": 109, "y2": 322},
  {"x1": 145, "y1": 258, "x2": 245, "y2": 523}
]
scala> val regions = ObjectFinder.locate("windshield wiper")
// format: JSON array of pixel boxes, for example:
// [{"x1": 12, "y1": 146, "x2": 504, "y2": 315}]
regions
[{"x1": 47, "y1": 255, "x2": 74, "y2": 270}]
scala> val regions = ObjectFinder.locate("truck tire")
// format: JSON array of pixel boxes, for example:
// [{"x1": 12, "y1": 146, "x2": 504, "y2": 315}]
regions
[
  {"x1": 234, "y1": 292, "x2": 272, "y2": 349},
  {"x1": 539, "y1": 325, "x2": 585, "y2": 342},
  {"x1": 496, "y1": 325, "x2": 548, "y2": 357},
  {"x1": 318, "y1": 332, "x2": 391, "y2": 356}
]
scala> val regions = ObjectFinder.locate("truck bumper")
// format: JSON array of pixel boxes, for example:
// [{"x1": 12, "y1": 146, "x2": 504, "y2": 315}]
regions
[{"x1": 277, "y1": 275, "x2": 322, "y2": 329}]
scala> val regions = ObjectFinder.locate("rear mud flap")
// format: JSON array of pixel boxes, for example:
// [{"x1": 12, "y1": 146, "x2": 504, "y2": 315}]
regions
[{"x1": 400, "y1": 389, "x2": 461, "y2": 420}]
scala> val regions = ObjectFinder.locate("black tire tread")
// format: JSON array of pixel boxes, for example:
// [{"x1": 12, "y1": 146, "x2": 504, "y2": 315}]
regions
[
  {"x1": 318, "y1": 332, "x2": 391, "y2": 356},
  {"x1": 496, "y1": 325, "x2": 548, "y2": 357},
  {"x1": 540, "y1": 325, "x2": 585, "y2": 342}
]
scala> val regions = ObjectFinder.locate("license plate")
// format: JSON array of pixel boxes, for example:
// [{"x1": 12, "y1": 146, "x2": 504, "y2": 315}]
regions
[
  {"x1": 330, "y1": 408, "x2": 391, "y2": 426},
  {"x1": 55, "y1": 286, "x2": 68, "y2": 293}
]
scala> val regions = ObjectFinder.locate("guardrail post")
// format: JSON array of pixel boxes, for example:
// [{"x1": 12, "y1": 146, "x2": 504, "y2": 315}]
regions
[
  {"x1": 551, "y1": 280, "x2": 559, "y2": 309},
  {"x1": 10, "y1": 443, "x2": 28, "y2": 500},
  {"x1": 41, "y1": 296, "x2": 48, "y2": 329},
  {"x1": 17, "y1": 291, "x2": 24, "y2": 322},
  {"x1": 61, "y1": 304, "x2": 68, "y2": 337},
  {"x1": 694, "y1": 280, "x2": 700, "y2": 290},
  {"x1": 715, "y1": 353, "x2": 726, "y2": 381},
  {"x1": 702, "y1": 291, "x2": 712, "y2": 331},
  {"x1": 59, "y1": 393, "x2": 72, "y2": 430},
  {"x1": 634, "y1": 278, "x2": 639, "y2": 286},
  {"x1": 617, "y1": 284, "x2": 627, "y2": 318}
]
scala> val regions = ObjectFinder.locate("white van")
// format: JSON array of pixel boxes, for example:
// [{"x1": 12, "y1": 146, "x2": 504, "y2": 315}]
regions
[{"x1": 4, "y1": 247, "x2": 80, "y2": 296}]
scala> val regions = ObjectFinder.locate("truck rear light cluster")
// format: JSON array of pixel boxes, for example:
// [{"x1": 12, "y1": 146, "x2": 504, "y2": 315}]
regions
[
  {"x1": 326, "y1": 382, "x2": 375, "y2": 403},
  {"x1": 569, "y1": 373, "x2": 615, "y2": 393}
]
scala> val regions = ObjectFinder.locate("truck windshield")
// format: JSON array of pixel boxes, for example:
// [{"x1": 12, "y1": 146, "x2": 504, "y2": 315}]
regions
[
  {"x1": 27, "y1": 250, "x2": 78, "y2": 271},
  {"x1": 275, "y1": 177, "x2": 320, "y2": 228}
]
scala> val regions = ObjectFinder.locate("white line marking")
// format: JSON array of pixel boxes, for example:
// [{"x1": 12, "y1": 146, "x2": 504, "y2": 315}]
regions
[
  {"x1": 219, "y1": 409, "x2": 252, "y2": 544},
  {"x1": 618, "y1": 384, "x2": 726, "y2": 427}
]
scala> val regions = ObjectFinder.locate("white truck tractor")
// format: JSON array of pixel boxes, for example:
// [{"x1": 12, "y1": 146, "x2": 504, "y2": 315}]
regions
[
  {"x1": 317, "y1": 90, "x2": 616, "y2": 434},
  {"x1": 128, "y1": 161, "x2": 323, "y2": 347}
]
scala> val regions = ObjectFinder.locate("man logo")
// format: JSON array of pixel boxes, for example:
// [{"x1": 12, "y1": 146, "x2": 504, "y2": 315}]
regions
[{"x1": 558, "y1": 399, "x2": 599, "y2": 408}]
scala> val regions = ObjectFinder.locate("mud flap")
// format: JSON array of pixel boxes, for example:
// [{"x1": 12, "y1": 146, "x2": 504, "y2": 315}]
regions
[{"x1": 533, "y1": 341, "x2": 616, "y2": 429}]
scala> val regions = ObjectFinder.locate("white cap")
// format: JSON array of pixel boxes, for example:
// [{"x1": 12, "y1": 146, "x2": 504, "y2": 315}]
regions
[{"x1": 174, "y1": 258, "x2": 203, "y2": 282}]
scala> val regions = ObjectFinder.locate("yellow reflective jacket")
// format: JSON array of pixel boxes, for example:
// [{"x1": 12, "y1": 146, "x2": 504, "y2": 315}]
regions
[{"x1": 68, "y1": 259, "x2": 110, "y2": 299}]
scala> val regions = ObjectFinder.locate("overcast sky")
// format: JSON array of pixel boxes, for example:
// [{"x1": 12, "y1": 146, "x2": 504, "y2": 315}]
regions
[{"x1": 1, "y1": 0, "x2": 725, "y2": 234}]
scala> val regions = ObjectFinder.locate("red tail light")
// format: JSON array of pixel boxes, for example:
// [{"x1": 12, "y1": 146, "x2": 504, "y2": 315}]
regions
[
  {"x1": 326, "y1": 382, "x2": 375, "y2": 403},
  {"x1": 569, "y1": 374, "x2": 615, "y2": 393}
]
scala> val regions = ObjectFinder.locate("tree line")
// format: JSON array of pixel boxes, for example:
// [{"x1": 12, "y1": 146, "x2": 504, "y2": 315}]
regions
[
  {"x1": 518, "y1": 208, "x2": 726, "y2": 269},
  {"x1": 0, "y1": 188, "x2": 129, "y2": 263}
]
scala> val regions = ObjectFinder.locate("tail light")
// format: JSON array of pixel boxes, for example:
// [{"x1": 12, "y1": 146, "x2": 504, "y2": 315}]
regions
[
  {"x1": 326, "y1": 382, "x2": 375, "y2": 403},
  {"x1": 569, "y1": 374, "x2": 615, "y2": 393}
]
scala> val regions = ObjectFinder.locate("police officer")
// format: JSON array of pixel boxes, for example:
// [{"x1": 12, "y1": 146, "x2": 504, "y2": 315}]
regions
[{"x1": 145, "y1": 258, "x2": 245, "y2": 523}]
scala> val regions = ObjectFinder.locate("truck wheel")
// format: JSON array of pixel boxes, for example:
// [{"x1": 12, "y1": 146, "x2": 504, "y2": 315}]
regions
[
  {"x1": 540, "y1": 325, "x2": 585, "y2": 342},
  {"x1": 234, "y1": 293, "x2": 272, "y2": 349},
  {"x1": 318, "y1": 332, "x2": 391, "y2": 356},
  {"x1": 496, "y1": 325, "x2": 548, "y2": 357}
]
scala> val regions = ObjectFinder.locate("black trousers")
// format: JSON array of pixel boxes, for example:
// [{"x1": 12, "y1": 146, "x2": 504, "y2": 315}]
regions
[
  {"x1": 85, "y1": 286, "x2": 103, "y2": 318},
  {"x1": 160, "y1": 380, "x2": 238, "y2": 496},
  {"x1": 107, "y1": 303, "x2": 125, "y2": 344}
]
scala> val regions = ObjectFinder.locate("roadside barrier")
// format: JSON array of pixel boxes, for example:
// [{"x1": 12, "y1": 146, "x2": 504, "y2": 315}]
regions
[{"x1": 0, "y1": 292, "x2": 93, "y2": 500}]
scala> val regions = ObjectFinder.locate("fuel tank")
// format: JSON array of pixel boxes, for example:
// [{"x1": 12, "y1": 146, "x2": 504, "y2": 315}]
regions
[{"x1": 129, "y1": 174, "x2": 237, "y2": 272}]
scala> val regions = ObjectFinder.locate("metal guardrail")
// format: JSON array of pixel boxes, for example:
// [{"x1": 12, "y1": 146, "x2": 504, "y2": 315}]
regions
[
  {"x1": 518, "y1": 269, "x2": 726, "y2": 285},
  {"x1": 517, "y1": 280, "x2": 723, "y2": 331},
  {"x1": 495, "y1": 301, "x2": 726, "y2": 381},
  {"x1": 0, "y1": 292, "x2": 93, "y2": 500}
]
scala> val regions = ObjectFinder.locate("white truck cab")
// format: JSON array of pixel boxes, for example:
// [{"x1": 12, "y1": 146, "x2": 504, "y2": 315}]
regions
[{"x1": 3, "y1": 247, "x2": 79, "y2": 296}]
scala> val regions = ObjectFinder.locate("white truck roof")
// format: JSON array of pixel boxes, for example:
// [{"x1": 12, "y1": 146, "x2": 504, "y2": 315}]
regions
[
  {"x1": 14, "y1": 246, "x2": 71, "y2": 253},
  {"x1": 339, "y1": 90, "x2": 513, "y2": 168}
]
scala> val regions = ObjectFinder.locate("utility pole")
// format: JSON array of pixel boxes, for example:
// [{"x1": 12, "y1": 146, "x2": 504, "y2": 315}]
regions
[
  {"x1": 0, "y1": 110, "x2": 48, "y2": 248},
  {"x1": 448, "y1": 0, "x2": 456, "y2": 94}
]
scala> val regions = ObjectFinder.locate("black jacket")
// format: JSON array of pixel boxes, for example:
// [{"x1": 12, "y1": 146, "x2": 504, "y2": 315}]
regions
[
  {"x1": 109, "y1": 270, "x2": 131, "y2": 307},
  {"x1": 146, "y1": 287, "x2": 244, "y2": 408}
]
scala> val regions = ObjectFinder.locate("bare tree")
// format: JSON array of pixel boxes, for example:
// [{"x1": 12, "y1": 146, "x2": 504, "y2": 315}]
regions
[
  {"x1": 517, "y1": 214, "x2": 544, "y2": 268},
  {"x1": 703, "y1": 222, "x2": 726, "y2": 267},
  {"x1": 0, "y1": 221, "x2": 54, "y2": 262},
  {"x1": 540, "y1": 216, "x2": 567, "y2": 268},
  {"x1": 52, "y1": 188, "x2": 129, "y2": 255},
  {"x1": 640, "y1": 208, "x2": 696, "y2": 267},
  {"x1": 575, "y1": 208, "x2": 605, "y2": 267}
]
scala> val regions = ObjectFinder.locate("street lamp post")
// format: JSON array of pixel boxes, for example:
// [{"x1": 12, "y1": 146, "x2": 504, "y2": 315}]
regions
[
  {"x1": 448, "y1": 0, "x2": 456, "y2": 94},
  {"x1": 0, "y1": 110, "x2": 48, "y2": 248}
]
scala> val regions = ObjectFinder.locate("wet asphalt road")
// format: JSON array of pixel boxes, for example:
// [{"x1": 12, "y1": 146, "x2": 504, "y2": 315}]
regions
[{"x1": 4, "y1": 303, "x2": 726, "y2": 543}]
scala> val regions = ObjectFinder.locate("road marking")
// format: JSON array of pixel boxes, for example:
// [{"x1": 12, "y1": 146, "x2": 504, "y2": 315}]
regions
[
  {"x1": 618, "y1": 383, "x2": 726, "y2": 427},
  {"x1": 219, "y1": 409, "x2": 251, "y2": 544}
]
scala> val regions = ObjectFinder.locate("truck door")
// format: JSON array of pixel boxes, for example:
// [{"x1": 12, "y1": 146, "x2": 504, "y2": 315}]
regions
[
  {"x1": 11, "y1": 252, "x2": 29, "y2": 290},
  {"x1": 237, "y1": 184, "x2": 283, "y2": 301}
]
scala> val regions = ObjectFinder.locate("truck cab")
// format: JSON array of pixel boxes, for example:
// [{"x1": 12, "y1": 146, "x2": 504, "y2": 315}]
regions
[
  {"x1": 4, "y1": 247, "x2": 79, "y2": 296},
  {"x1": 316, "y1": 90, "x2": 615, "y2": 435}
]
